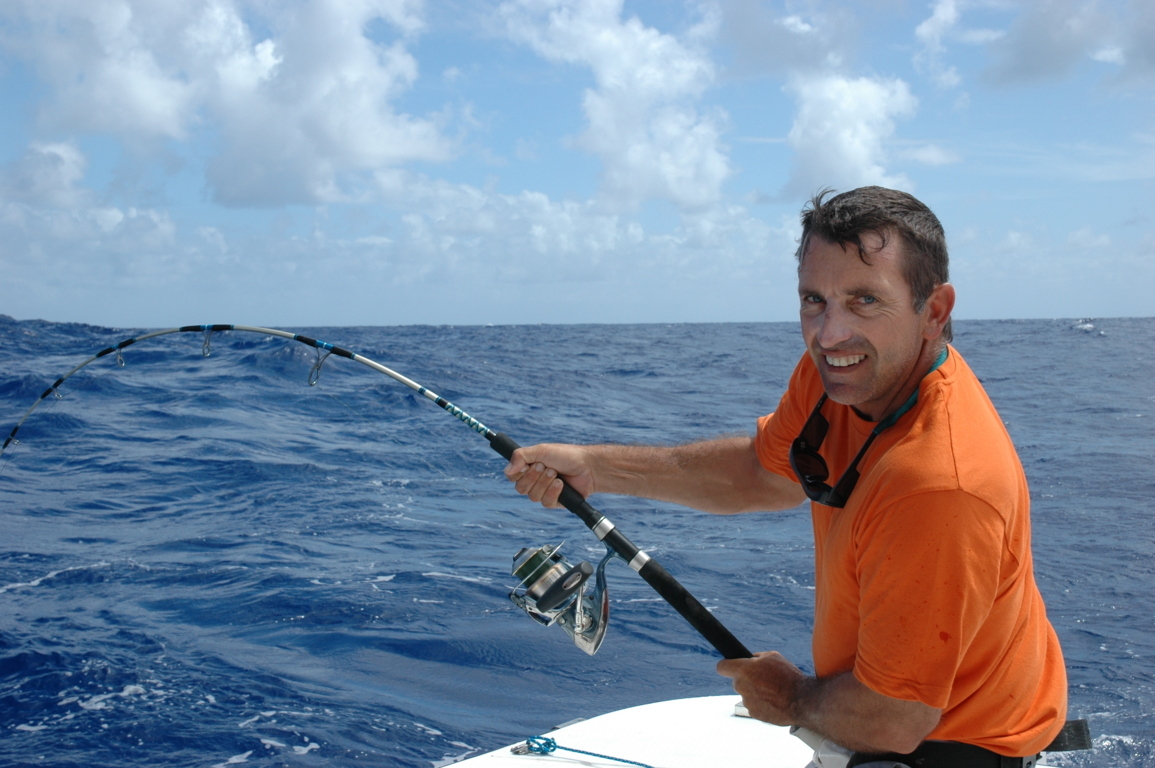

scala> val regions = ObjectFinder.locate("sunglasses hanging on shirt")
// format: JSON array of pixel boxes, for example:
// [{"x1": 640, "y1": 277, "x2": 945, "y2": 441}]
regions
[{"x1": 789, "y1": 348, "x2": 948, "y2": 508}]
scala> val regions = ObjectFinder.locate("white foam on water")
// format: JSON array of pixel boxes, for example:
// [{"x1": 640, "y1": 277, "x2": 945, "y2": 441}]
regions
[
  {"x1": 77, "y1": 684, "x2": 147, "y2": 711},
  {"x1": 422, "y1": 572, "x2": 493, "y2": 585},
  {"x1": 432, "y1": 748, "x2": 480, "y2": 767},
  {"x1": 212, "y1": 750, "x2": 253, "y2": 766},
  {"x1": 0, "y1": 562, "x2": 110, "y2": 594}
]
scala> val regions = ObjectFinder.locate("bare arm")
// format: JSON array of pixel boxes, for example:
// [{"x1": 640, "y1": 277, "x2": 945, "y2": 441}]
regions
[
  {"x1": 503, "y1": 436, "x2": 806, "y2": 515},
  {"x1": 716, "y1": 652, "x2": 941, "y2": 754}
]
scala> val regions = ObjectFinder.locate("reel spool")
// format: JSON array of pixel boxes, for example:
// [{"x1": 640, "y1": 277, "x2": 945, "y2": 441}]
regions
[{"x1": 509, "y1": 543, "x2": 614, "y2": 655}]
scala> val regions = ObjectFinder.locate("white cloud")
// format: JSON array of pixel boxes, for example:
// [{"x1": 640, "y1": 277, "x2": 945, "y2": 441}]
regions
[
  {"x1": 952, "y1": 222, "x2": 1154, "y2": 319},
  {"x1": 198, "y1": 225, "x2": 228, "y2": 254},
  {"x1": 2, "y1": 198, "x2": 178, "y2": 281},
  {"x1": 1, "y1": 141, "x2": 91, "y2": 208},
  {"x1": 499, "y1": 0, "x2": 730, "y2": 210},
  {"x1": 369, "y1": 169, "x2": 778, "y2": 282},
  {"x1": 998, "y1": 230, "x2": 1032, "y2": 252},
  {"x1": 1117, "y1": 0, "x2": 1155, "y2": 84},
  {"x1": 914, "y1": 0, "x2": 963, "y2": 88},
  {"x1": 911, "y1": 1, "x2": 1005, "y2": 88},
  {"x1": 2, "y1": 155, "x2": 791, "y2": 315},
  {"x1": 782, "y1": 74, "x2": 918, "y2": 197},
  {"x1": 0, "y1": 1, "x2": 198, "y2": 139},
  {"x1": 986, "y1": 0, "x2": 1106, "y2": 82},
  {"x1": 1066, "y1": 227, "x2": 1110, "y2": 249},
  {"x1": 903, "y1": 143, "x2": 962, "y2": 166},
  {"x1": 0, "y1": 141, "x2": 202, "y2": 294},
  {"x1": 0, "y1": 0, "x2": 452, "y2": 207},
  {"x1": 714, "y1": 0, "x2": 851, "y2": 76},
  {"x1": 958, "y1": 27, "x2": 1004, "y2": 45},
  {"x1": 1090, "y1": 46, "x2": 1124, "y2": 65},
  {"x1": 780, "y1": 15, "x2": 814, "y2": 35},
  {"x1": 982, "y1": 0, "x2": 1155, "y2": 85},
  {"x1": 196, "y1": 0, "x2": 452, "y2": 206},
  {"x1": 0, "y1": 153, "x2": 805, "y2": 327}
]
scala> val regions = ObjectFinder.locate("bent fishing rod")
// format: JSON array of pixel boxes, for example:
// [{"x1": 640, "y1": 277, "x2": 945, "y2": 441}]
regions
[{"x1": 2, "y1": 324, "x2": 751, "y2": 660}]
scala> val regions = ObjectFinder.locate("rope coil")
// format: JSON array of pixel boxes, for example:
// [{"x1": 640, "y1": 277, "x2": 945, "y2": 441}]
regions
[{"x1": 516, "y1": 735, "x2": 656, "y2": 767}]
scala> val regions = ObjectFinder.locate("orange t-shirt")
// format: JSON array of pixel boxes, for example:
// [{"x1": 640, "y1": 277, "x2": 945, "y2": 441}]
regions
[{"x1": 755, "y1": 347, "x2": 1067, "y2": 756}]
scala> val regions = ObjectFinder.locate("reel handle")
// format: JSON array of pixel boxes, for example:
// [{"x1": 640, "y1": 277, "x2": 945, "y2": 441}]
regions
[{"x1": 488, "y1": 431, "x2": 752, "y2": 660}]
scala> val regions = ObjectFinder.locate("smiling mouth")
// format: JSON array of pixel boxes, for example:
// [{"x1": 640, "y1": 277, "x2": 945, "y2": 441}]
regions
[{"x1": 825, "y1": 354, "x2": 866, "y2": 368}]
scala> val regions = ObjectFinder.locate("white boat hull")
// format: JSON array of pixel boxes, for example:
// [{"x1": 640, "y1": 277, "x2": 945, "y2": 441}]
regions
[
  {"x1": 451, "y1": 694, "x2": 1057, "y2": 768},
  {"x1": 452, "y1": 694, "x2": 813, "y2": 767}
]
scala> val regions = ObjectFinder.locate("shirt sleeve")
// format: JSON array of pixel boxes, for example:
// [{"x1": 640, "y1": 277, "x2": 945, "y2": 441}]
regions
[
  {"x1": 755, "y1": 354, "x2": 816, "y2": 480},
  {"x1": 852, "y1": 489, "x2": 1007, "y2": 709}
]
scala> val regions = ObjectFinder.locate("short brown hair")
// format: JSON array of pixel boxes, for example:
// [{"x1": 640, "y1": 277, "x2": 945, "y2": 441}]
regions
[{"x1": 796, "y1": 186, "x2": 952, "y2": 341}]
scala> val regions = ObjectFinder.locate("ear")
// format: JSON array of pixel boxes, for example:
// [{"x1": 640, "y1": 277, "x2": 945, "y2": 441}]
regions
[{"x1": 921, "y1": 283, "x2": 955, "y2": 341}]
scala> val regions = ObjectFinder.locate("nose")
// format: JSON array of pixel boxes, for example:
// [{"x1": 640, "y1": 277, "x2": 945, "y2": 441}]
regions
[{"x1": 814, "y1": 303, "x2": 854, "y2": 350}]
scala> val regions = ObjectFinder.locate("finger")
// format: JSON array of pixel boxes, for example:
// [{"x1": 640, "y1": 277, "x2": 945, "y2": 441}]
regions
[
  {"x1": 523, "y1": 464, "x2": 558, "y2": 503},
  {"x1": 513, "y1": 462, "x2": 550, "y2": 495},
  {"x1": 504, "y1": 449, "x2": 532, "y2": 479},
  {"x1": 541, "y1": 476, "x2": 564, "y2": 508},
  {"x1": 716, "y1": 658, "x2": 743, "y2": 678}
]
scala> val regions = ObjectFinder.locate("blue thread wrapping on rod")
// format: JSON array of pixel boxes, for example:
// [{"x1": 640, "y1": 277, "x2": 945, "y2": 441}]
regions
[{"x1": 521, "y1": 736, "x2": 656, "y2": 768}]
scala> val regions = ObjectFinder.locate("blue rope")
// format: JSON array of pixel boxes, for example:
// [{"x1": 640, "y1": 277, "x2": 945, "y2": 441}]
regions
[{"x1": 521, "y1": 735, "x2": 656, "y2": 768}]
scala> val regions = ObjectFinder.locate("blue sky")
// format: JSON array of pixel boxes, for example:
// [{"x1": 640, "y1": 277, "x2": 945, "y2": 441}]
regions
[{"x1": 0, "y1": 0, "x2": 1151, "y2": 328}]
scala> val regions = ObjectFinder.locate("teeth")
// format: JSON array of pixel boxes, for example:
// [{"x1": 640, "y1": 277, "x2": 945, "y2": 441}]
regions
[{"x1": 826, "y1": 354, "x2": 865, "y2": 367}]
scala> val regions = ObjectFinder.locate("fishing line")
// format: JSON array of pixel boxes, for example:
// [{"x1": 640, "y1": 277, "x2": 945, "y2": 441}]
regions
[
  {"x1": 4, "y1": 334, "x2": 510, "y2": 557},
  {"x1": 1, "y1": 324, "x2": 752, "y2": 660},
  {"x1": 0, "y1": 356, "x2": 132, "y2": 477}
]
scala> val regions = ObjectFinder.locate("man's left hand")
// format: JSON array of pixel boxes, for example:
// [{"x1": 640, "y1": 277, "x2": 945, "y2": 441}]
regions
[{"x1": 716, "y1": 651, "x2": 805, "y2": 726}]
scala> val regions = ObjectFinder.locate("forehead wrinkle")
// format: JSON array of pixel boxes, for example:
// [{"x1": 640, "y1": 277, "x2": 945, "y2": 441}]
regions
[{"x1": 797, "y1": 282, "x2": 889, "y2": 299}]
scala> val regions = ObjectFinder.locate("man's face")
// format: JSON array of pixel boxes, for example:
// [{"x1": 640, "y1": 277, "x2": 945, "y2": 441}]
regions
[{"x1": 797, "y1": 232, "x2": 934, "y2": 421}]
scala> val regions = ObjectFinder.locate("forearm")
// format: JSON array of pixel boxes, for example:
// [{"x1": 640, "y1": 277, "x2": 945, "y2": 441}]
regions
[
  {"x1": 584, "y1": 437, "x2": 805, "y2": 514},
  {"x1": 717, "y1": 655, "x2": 940, "y2": 755},
  {"x1": 792, "y1": 672, "x2": 940, "y2": 755}
]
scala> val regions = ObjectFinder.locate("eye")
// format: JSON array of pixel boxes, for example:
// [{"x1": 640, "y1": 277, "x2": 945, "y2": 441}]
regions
[
  {"x1": 802, "y1": 293, "x2": 824, "y2": 305},
  {"x1": 858, "y1": 295, "x2": 878, "y2": 305}
]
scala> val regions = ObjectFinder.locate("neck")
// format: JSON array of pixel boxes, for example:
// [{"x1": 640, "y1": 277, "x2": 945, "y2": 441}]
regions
[{"x1": 853, "y1": 341, "x2": 947, "y2": 423}]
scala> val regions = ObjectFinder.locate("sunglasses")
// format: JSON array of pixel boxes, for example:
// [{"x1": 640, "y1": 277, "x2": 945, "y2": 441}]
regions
[
  {"x1": 791, "y1": 350, "x2": 946, "y2": 507},
  {"x1": 789, "y1": 388, "x2": 921, "y2": 508},
  {"x1": 790, "y1": 395, "x2": 877, "y2": 508}
]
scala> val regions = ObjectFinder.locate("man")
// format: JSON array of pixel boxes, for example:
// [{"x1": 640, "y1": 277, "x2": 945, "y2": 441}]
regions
[{"x1": 504, "y1": 187, "x2": 1067, "y2": 767}]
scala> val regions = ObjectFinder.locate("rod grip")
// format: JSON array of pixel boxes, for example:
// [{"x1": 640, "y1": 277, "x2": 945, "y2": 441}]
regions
[
  {"x1": 487, "y1": 431, "x2": 521, "y2": 461},
  {"x1": 637, "y1": 559, "x2": 752, "y2": 659}
]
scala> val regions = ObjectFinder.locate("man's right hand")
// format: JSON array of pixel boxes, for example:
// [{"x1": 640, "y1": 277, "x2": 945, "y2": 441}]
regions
[{"x1": 503, "y1": 443, "x2": 596, "y2": 508}]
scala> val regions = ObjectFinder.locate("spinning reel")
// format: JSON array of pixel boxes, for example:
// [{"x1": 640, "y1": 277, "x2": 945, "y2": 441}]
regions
[{"x1": 508, "y1": 542, "x2": 617, "y2": 655}]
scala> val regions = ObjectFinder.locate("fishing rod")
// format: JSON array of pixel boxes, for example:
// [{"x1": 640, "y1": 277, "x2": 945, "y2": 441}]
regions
[{"x1": 2, "y1": 324, "x2": 752, "y2": 660}]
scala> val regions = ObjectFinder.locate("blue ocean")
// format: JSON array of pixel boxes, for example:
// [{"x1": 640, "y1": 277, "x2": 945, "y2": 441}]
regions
[{"x1": 1, "y1": 316, "x2": 1152, "y2": 768}]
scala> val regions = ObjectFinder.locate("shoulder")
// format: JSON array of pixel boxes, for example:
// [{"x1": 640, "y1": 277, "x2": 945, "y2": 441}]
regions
[
  {"x1": 755, "y1": 352, "x2": 820, "y2": 477},
  {"x1": 872, "y1": 348, "x2": 1025, "y2": 511}
]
